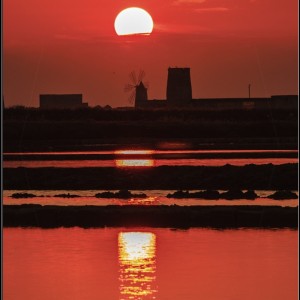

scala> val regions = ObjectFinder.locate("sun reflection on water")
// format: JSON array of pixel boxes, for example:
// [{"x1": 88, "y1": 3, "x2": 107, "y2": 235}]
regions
[
  {"x1": 115, "y1": 159, "x2": 154, "y2": 167},
  {"x1": 114, "y1": 150, "x2": 154, "y2": 155},
  {"x1": 118, "y1": 232, "x2": 157, "y2": 299},
  {"x1": 114, "y1": 150, "x2": 155, "y2": 167}
]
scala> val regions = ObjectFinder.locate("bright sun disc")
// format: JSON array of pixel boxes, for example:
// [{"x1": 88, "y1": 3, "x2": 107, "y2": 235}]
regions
[{"x1": 114, "y1": 7, "x2": 154, "y2": 36}]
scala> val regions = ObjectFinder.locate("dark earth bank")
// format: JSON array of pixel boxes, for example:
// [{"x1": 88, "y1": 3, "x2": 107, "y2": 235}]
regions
[
  {"x1": 3, "y1": 164, "x2": 298, "y2": 190},
  {"x1": 3, "y1": 205, "x2": 298, "y2": 229}
]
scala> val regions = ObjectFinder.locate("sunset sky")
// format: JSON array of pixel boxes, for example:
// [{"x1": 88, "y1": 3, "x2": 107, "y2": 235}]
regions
[{"x1": 3, "y1": 0, "x2": 298, "y2": 107}]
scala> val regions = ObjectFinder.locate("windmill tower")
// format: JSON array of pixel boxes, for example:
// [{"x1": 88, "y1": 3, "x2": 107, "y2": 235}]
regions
[{"x1": 124, "y1": 70, "x2": 148, "y2": 108}]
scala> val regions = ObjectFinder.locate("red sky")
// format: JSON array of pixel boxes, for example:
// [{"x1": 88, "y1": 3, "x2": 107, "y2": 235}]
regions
[{"x1": 3, "y1": 0, "x2": 298, "y2": 107}]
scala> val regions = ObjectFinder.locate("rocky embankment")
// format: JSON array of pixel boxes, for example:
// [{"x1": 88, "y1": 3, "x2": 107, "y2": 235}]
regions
[
  {"x1": 10, "y1": 189, "x2": 298, "y2": 200},
  {"x1": 167, "y1": 190, "x2": 258, "y2": 200},
  {"x1": 94, "y1": 190, "x2": 147, "y2": 199}
]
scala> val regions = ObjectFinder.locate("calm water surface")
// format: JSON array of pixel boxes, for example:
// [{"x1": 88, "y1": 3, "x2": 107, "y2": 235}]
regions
[
  {"x1": 4, "y1": 149, "x2": 298, "y2": 168},
  {"x1": 4, "y1": 157, "x2": 297, "y2": 168},
  {"x1": 4, "y1": 228, "x2": 298, "y2": 300}
]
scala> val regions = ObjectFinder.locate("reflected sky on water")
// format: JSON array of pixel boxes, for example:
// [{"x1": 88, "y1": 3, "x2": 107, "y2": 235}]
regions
[
  {"x1": 3, "y1": 157, "x2": 298, "y2": 168},
  {"x1": 3, "y1": 149, "x2": 298, "y2": 168},
  {"x1": 3, "y1": 228, "x2": 298, "y2": 300}
]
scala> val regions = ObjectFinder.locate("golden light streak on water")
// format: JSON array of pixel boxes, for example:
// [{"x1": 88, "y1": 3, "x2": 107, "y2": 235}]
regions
[
  {"x1": 118, "y1": 232, "x2": 157, "y2": 299},
  {"x1": 114, "y1": 150, "x2": 154, "y2": 155},
  {"x1": 115, "y1": 159, "x2": 154, "y2": 167},
  {"x1": 114, "y1": 150, "x2": 155, "y2": 167},
  {"x1": 127, "y1": 197, "x2": 160, "y2": 205}
]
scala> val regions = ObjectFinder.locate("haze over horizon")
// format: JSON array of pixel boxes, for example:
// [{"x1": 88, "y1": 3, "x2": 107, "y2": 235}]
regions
[{"x1": 3, "y1": 0, "x2": 298, "y2": 108}]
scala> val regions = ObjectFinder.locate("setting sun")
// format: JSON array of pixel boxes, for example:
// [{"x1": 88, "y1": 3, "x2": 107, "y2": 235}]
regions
[{"x1": 114, "y1": 7, "x2": 154, "y2": 36}]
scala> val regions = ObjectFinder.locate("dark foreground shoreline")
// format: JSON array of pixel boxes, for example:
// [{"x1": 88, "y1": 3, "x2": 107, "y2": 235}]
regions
[
  {"x1": 3, "y1": 205, "x2": 298, "y2": 229},
  {"x1": 4, "y1": 164, "x2": 298, "y2": 190}
]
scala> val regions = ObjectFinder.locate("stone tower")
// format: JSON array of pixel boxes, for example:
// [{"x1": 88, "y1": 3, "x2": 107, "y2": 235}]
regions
[{"x1": 166, "y1": 67, "x2": 192, "y2": 104}]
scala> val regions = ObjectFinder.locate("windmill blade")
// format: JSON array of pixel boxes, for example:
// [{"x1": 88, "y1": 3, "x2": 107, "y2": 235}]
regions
[
  {"x1": 124, "y1": 84, "x2": 135, "y2": 92},
  {"x1": 129, "y1": 71, "x2": 137, "y2": 85},
  {"x1": 138, "y1": 70, "x2": 145, "y2": 83},
  {"x1": 144, "y1": 81, "x2": 149, "y2": 89},
  {"x1": 128, "y1": 91, "x2": 136, "y2": 104}
]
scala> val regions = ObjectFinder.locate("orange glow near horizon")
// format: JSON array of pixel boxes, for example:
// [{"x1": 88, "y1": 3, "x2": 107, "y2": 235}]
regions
[{"x1": 118, "y1": 232, "x2": 157, "y2": 298}]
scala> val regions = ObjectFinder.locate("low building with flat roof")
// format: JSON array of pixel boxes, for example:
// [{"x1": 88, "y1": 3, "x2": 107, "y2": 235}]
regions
[{"x1": 39, "y1": 94, "x2": 88, "y2": 109}]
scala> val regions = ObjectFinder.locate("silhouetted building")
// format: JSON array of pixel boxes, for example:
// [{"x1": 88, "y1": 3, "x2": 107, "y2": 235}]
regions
[
  {"x1": 40, "y1": 94, "x2": 88, "y2": 109},
  {"x1": 135, "y1": 82, "x2": 148, "y2": 107},
  {"x1": 166, "y1": 68, "x2": 192, "y2": 104},
  {"x1": 135, "y1": 67, "x2": 298, "y2": 110},
  {"x1": 187, "y1": 96, "x2": 298, "y2": 110}
]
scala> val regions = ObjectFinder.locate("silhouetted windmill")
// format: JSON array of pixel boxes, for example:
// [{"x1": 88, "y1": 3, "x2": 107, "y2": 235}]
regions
[{"x1": 124, "y1": 70, "x2": 149, "y2": 105}]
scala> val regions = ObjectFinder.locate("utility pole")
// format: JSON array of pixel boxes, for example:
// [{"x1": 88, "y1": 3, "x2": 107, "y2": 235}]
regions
[{"x1": 248, "y1": 84, "x2": 251, "y2": 99}]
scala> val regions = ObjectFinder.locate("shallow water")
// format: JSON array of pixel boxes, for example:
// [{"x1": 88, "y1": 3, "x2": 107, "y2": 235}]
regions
[
  {"x1": 3, "y1": 189, "x2": 298, "y2": 207},
  {"x1": 4, "y1": 157, "x2": 298, "y2": 168},
  {"x1": 3, "y1": 227, "x2": 298, "y2": 300}
]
